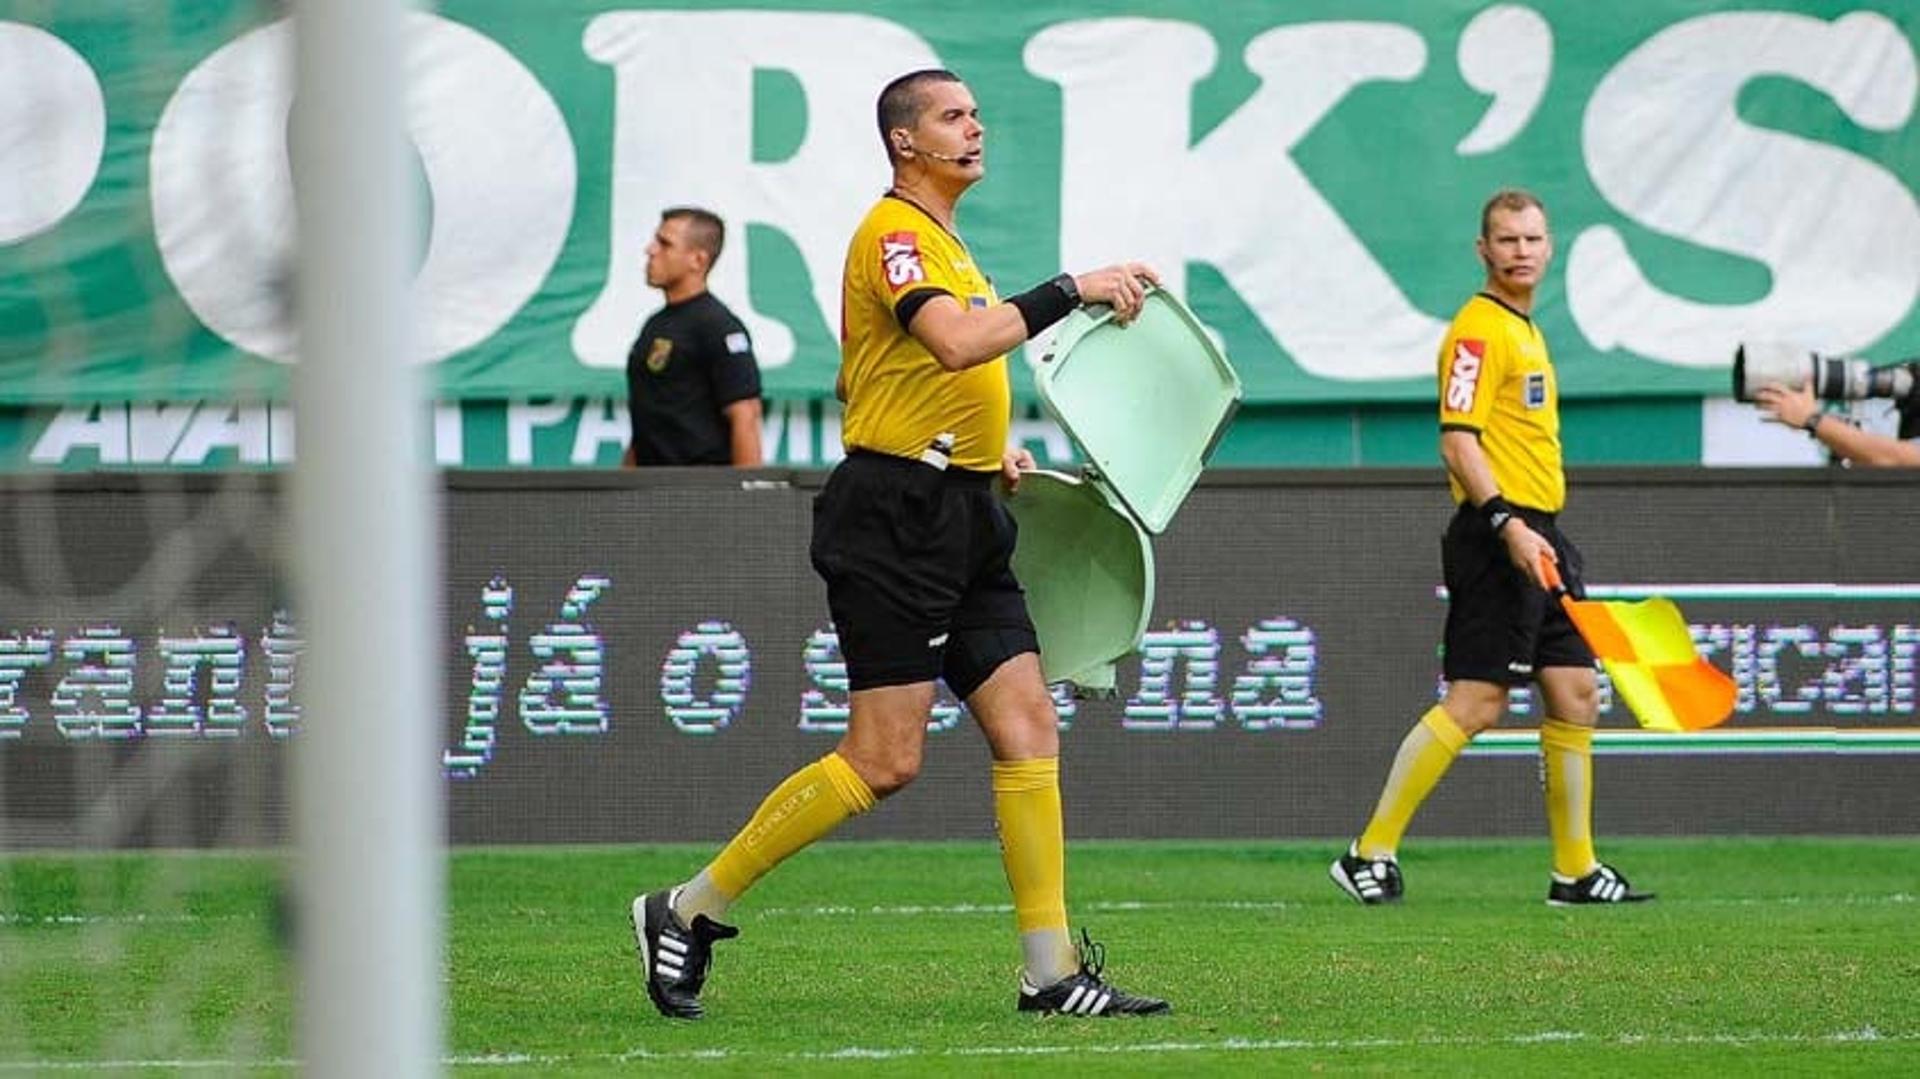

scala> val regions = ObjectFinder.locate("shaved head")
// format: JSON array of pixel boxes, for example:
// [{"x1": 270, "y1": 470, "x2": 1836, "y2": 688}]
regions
[{"x1": 876, "y1": 69, "x2": 963, "y2": 162}]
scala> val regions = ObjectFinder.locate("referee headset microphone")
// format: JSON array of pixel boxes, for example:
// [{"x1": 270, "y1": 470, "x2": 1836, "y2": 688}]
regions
[{"x1": 896, "y1": 134, "x2": 977, "y2": 166}]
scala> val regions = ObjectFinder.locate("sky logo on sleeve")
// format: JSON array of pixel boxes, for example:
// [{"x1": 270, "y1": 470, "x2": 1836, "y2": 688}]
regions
[
  {"x1": 725, "y1": 332, "x2": 751, "y2": 355},
  {"x1": 880, "y1": 231, "x2": 926, "y2": 291},
  {"x1": 1445, "y1": 339, "x2": 1485, "y2": 413}
]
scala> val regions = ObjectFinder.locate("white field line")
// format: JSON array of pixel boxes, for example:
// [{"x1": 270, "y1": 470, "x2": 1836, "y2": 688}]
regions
[
  {"x1": 751, "y1": 894, "x2": 1916, "y2": 917},
  {"x1": 0, "y1": 912, "x2": 225, "y2": 927},
  {"x1": 1, "y1": 1028, "x2": 1911, "y2": 1072},
  {"x1": 4, "y1": 893, "x2": 1913, "y2": 927}
]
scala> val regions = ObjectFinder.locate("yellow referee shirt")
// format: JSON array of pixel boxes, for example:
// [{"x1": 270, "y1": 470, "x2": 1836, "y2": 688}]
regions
[
  {"x1": 838, "y1": 194, "x2": 1008, "y2": 472},
  {"x1": 1436, "y1": 293, "x2": 1565, "y2": 512}
]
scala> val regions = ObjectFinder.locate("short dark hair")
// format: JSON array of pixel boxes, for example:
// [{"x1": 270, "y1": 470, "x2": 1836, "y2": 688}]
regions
[
  {"x1": 661, "y1": 206, "x2": 725, "y2": 266},
  {"x1": 876, "y1": 69, "x2": 962, "y2": 161},
  {"x1": 1480, "y1": 188, "x2": 1546, "y2": 237}
]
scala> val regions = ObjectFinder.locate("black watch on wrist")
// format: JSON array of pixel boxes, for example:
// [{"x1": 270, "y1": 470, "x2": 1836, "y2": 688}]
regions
[{"x1": 1051, "y1": 272, "x2": 1081, "y2": 306}]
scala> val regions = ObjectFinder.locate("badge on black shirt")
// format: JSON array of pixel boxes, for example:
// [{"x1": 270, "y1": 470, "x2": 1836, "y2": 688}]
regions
[{"x1": 645, "y1": 337, "x2": 673, "y2": 373}]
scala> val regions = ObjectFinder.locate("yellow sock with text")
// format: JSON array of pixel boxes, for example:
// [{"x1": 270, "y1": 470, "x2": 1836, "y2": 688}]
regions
[
  {"x1": 1540, "y1": 718, "x2": 1599, "y2": 879},
  {"x1": 992, "y1": 757, "x2": 1076, "y2": 986},
  {"x1": 701, "y1": 753, "x2": 876, "y2": 907},
  {"x1": 1356, "y1": 706, "x2": 1471, "y2": 859}
]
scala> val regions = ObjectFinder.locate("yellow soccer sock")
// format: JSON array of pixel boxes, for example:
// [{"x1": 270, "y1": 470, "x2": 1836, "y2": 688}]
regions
[
  {"x1": 1540, "y1": 718, "x2": 1599, "y2": 879},
  {"x1": 992, "y1": 757, "x2": 1075, "y2": 986},
  {"x1": 703, "y1": 752, "x2": 876, "y2": 904},
  {"x1": 1356, "y1": 706, "x2": 1471, "y2": 860}
]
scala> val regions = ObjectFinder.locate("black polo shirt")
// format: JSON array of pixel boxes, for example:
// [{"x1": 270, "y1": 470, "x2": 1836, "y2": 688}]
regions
[{"x1": 625, "y1": 291, "x2": 762, "y2": 465}]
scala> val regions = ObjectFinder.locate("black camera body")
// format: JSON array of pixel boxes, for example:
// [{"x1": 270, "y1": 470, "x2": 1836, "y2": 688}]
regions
[{"x1": 1733, "y1": 342, "x2": 1920, "y2": 438}]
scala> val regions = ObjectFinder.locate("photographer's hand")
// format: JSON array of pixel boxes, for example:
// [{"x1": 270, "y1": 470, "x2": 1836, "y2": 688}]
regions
[
  {"x1": 1755, "y1": 381, "x2": 1819, "y2": 431},
  {"x1": 1754, "y1": 379, "x2": 1920, "y2": 466}
]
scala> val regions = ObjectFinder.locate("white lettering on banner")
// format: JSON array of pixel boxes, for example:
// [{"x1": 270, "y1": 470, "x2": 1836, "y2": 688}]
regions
[
  {"x1": 150, "y1": 15, "x2": 575, "y2": 365},
  {"x1": 1026, "y1": 19, "x2": 1444, "y2": 382},
  {"x1": 0, "y1": 23, "x2": 105, "y2": 244},
  {"x1": 30, "y1": 404, "x2": 129, "y2": 465},
  {"x1": 1568, "y1": 12, "x2": 1920, "y2": 366},
  {"x1": 150, "y1": 627, "x2": 247, "y2": 737},
  {"x1": 662, "y1": 621, "x2": 752, "y2": 734},
  {"x1": 272, "y1": 402, "x2": 297, "y2": 464},
  {"x1": 21, "y1": 397, "x2": 1063, "y2": 468},
  {"x1": 818, "y1": 403, "x2": 844, "y2": 465},
  {"x1": 571, "y1": 397, "x2": 630, "y2": 465},
  {"x1": 521, "y1": 576, "x2": 611, "y2": 735},
  {"x1": 764, "y1": 400, "x2": 813, "y2": 465},
  {"x1": 5, "y1": 602, "x2": 1914, "y2": 765},
  {"x1": 765, "y1": 398, "x2": 852, "y2": 465},
  {"x1": 506, "y1": 398, "x2": 574, "y2": 465},
  {"x1": 574, "y1": 12, "x2": 940, "y2": 370},
  {"x1": 131, "y1": 403, "x2": 198, "y2": 462},
  {"x1": 445, "y1": 579, "x2": 511, "y2": 779},
  {"x1": 434, "y1": 403, "x2": 463, "y2": 466},
  {"x1": 170, "y1": 402, "x2": 271, "y2": 465},
  {"x1": 1453, "y1": 5, "x2": 1553, "y2": 156}
]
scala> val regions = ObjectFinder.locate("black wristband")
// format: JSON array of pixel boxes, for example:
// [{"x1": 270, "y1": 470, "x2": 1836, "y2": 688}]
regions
[
  {"x1": 1006, "y1": 273, "x2": 1080, "y2": 338},
  {"x1": 1802, "y1": 413, "x2": 1824, "y2": 438},
  {"x1": 1480, "y1": 494, "x2": 1517, "y2": 535}
]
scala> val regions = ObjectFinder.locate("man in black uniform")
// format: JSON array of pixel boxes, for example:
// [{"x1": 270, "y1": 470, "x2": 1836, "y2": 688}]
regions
[{"x1": 622, "y1": 207, "x2": 763, "y2": 467}]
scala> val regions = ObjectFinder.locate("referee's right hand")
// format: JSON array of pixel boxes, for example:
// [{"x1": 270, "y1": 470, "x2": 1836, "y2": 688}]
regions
[{"x1": 1501, "y1": 522, "x2": 1556, "y2": 591}]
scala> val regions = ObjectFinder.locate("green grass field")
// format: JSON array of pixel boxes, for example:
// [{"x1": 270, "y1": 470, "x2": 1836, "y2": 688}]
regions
[{"x1": 2, "y1": 838, "x2": 1917, "y2": 1074}]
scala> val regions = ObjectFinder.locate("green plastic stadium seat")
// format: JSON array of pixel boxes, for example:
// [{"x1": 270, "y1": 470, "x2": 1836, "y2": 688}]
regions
[
  {"x1": 1004, "y1": 289, "x2": 1242, "y2": 691},
  {"x1": 1004, "y1": 469, "x2": 1152, "y2": 692}
]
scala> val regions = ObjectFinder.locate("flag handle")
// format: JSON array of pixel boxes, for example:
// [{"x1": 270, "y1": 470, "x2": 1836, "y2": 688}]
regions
[{"x1": 1537, "y1": 553, "x2": 1567, "y2": 598}]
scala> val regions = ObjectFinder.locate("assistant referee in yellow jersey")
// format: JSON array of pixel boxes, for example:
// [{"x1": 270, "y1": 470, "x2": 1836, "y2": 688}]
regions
[
  {"x1": 632, "y1": 68, "x2": 1170, "y2": 1020},
  {"x1": 1331, "y1": 189, "x2": 1654, "y2": 908}
]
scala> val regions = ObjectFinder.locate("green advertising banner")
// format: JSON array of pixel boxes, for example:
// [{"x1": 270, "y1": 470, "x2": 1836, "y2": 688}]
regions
[{"x1": 2, "y1": 1, "x2": 1917, "y2": 413}]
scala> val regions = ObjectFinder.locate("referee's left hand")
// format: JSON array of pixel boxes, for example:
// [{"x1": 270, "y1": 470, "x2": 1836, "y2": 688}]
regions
[
  {"x1": 1074, "y1": 262, "x2": 1160, "y2": 326},
  {"x1": 1001, "y1": 447, "x2": 1037, "y2": 492}
]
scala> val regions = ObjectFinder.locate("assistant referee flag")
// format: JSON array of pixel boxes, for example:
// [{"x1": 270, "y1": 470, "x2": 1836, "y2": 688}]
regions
[{"x1": 1542, "y1": 559, "x2": 1737, "y2": 732}]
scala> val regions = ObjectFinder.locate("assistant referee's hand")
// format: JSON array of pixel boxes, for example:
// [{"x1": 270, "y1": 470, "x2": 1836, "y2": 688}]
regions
[{"x1": 1503, "y1": 522, "x2": 1556, "y2": 591}]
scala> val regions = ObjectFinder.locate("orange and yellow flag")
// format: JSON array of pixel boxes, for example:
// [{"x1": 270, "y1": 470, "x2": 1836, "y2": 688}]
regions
[{"x1": 1542, "y1": 560, "x2": 1737, "y2": 732}]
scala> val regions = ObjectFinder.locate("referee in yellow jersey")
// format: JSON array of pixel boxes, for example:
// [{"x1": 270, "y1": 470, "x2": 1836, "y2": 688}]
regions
[
  {"x1": 1331, "y1": 189, "x2": 1654, "y2": 908},
  {"x1": 632, "y1": 68, "x2": 1170, "y2": 1020}
]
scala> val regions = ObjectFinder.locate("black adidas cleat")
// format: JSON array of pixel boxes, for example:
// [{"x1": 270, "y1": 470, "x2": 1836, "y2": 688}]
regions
[
  {"x1": 631, "y1": 887, "x2": 739, "y2": 1020},
  {"x1": 1017, "y1": 929, "x2": 1170, "y2": 1017},
  {"x1": 1547, "y1": 863, "x2": 1656, "y2": 906},
  {"x1": 1330, "y1": 844, "x2": 1404, "y2": 905}
]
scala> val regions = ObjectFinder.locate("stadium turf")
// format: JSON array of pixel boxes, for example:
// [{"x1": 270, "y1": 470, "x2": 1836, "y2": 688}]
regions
[{"x1": 2, "y1": 838, "x2": 1915, "y2": 1074}]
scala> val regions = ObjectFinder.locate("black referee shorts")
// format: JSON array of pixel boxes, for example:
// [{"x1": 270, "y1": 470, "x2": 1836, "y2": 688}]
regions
[
  {"x1": 1440, "y1": 503, "x2": 1595, "y2": 686},
  {"x1": 809, "y1": 450, "x2": 1039, "y2": 697}
]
